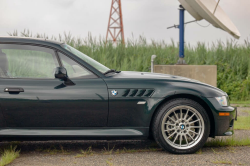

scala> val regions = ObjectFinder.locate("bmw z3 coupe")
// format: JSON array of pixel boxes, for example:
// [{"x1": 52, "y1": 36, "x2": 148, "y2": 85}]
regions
[{"x1": 0, "y1": 37, "x2": 237, "y2": 154}]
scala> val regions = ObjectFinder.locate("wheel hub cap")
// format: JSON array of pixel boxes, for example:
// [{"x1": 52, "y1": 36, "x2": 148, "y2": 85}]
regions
[{"x1": 180, "y1": 124, "x2": 185, "y2": 130}]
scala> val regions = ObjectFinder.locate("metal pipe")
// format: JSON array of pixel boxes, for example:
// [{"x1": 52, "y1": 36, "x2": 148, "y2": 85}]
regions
[
  {"x1": 151, "y1": 55, "x2": 157, "y2": 73},
  {"x1": 179, "y1": 7, "x2": 185, "y2": 59},
  {"x1": 213, "y1": 0, "x2": 221, "y2": 14},
  {"x1": 167, "y1": 20, "x2": 196, "y2": 29}
]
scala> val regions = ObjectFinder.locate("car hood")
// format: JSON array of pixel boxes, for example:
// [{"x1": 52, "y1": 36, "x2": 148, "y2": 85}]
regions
[
  {"x1": 114, "y1": 71, "x2": 202, "y2": 82},
  {"x1": 111, "y1": 71, "x2": 224, "y2": 93}
]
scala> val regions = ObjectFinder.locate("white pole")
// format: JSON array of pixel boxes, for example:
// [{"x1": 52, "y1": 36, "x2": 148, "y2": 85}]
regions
[{"x1": 151, "y1": 55, "x2": 157, "y2": 73}]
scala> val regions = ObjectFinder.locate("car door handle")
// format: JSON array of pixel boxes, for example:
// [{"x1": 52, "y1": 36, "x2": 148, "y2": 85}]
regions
[{"x1": 4, "y1": 88, "x2": 24, "y2": 93}]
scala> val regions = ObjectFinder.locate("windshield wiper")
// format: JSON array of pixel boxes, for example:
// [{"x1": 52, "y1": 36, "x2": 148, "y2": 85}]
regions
[{"x1": 104, "y1": 69, "x2": 121, "y2": 75}]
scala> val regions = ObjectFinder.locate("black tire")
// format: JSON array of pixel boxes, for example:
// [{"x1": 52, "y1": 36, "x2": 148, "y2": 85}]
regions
[
  {"x1": 147, "y1": 133, "x2": 155, "y2": 141},
  {"x1": 152, "y1": 98, "x2": 210, "y2": 154}
]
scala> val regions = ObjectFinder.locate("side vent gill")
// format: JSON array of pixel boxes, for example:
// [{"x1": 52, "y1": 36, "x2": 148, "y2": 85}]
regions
[
  {"x1": 122, "y1": 89, "x2": 154, "y2": 97},
  {"x1": 144, "y1": 89, "x2": 154, "y2": 97},
  {"x1": 129, "y1": 89, "x2": 138, "y2": 97},
  {"x1": 122, "y1": 89, "x2": 130, "y2": 97},
  {"x1": 136, "y1": 89, "x2": 146, "y2": 97}
]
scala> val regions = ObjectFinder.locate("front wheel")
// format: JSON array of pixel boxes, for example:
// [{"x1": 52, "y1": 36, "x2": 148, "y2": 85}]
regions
[{"x1": 152, "y1": 98, "x2": 210, "y2": 154}]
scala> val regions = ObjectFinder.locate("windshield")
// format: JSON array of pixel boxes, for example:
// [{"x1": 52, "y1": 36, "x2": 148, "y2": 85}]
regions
[{"x1": 61, "y1": 44, "x2": 110, "y2": 73}]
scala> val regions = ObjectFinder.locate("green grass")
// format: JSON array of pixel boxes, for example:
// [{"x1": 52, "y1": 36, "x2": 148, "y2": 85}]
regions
[
  {"x1": 37, "y1": 145, "x2": 70, "y2": 155},
  {"x1": 231, "y1": 101, "x2": 250, "y2": 105},
  {"x1": 7, "y1": 29, "x2": 250, "y2": 101},
  {"x1": 106, "y1": 158, "x2": 114, "y2": 166},
  {"x1": 75, "y1": 147, "x2": 94, "y2": 158},
  {"x1": 115, "y1": 147, "x2": 161, "y2": 154},
  {"x1": 0, "y1": 146, "x2": 20, "y2": 166},
  {"x1": 195, "y1": 149, "x2": 203, "y2": 154},
  {"x1": 205, "y1": 137, "x2": 250, "y2": 147},
  {"x1": 102, "y1": 144, "x2": 116, "y2": 155},
  {"x1": 235, "y1": 111, "x2": 250, "y2": 130},
  {"x1": 212, "y1": 160, "x2": 232, "y2": 165}
]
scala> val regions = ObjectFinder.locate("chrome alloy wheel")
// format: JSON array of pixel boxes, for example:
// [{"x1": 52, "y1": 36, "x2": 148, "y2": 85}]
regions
[{"x1": 161, "y1": 105, "x2": 205, "y2": 150}]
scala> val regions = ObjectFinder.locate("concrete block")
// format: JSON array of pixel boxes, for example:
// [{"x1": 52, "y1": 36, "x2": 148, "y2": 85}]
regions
[{"x1": 154, "y1": 65, "x2": 217, "y2": 87}]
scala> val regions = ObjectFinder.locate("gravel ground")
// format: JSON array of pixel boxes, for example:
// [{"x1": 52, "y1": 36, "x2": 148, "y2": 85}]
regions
[
  {"x1": 3, "y1": 106, "x2": 250, "y2": 166},
  {"x1": 8, "y1": 146, "x2": 250, "y2": 166}
]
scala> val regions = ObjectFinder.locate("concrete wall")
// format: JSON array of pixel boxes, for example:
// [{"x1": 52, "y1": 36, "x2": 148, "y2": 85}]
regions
[{"x1": 154, "y1": 65, "x2": 217, "y2": 87}]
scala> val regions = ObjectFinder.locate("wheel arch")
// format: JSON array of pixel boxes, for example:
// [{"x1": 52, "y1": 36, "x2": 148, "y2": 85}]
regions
[{"x1": 149, "y1": 94, "x2": 215, "y2": 138}]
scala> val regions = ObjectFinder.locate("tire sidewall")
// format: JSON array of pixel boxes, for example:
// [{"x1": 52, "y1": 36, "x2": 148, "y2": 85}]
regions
[{"x1": 153, "y1": 99, "x2": 210, "y2": 154}]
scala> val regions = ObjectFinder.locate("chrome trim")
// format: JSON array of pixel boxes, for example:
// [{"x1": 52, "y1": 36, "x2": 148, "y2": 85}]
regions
[{"x1": 137, "y1": 101, "x2": 146, "y2": 105}]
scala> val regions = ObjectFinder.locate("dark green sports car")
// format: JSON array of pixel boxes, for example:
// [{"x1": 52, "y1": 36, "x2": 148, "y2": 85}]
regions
[{"x1": 0, "y1": 37, "x2": 236, "y2": 154}]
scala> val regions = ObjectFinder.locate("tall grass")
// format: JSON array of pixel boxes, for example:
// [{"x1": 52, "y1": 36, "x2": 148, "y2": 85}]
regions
[
  {"x1": 0, "y1": 146, "x2": 20, "y2": 166},
  {"x1": 8, "y1": 30, "x2": 250, "y2": 100}
]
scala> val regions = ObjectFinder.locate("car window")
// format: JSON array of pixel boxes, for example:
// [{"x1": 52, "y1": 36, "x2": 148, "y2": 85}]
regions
[
  {"x1": 58, "y1": 52, "x2": 96, "y2": 78},
  {"x1": 61, "y1": 44, "x2": 110, "y2": 73},
  {"x1": 0, "y1": 44, "x2": 59, "y2": 79}
]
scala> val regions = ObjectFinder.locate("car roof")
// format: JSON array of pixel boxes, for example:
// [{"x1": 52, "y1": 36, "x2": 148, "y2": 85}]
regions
[{"x1": 0, "y1": 36, "x2": 64, "y2": 46}]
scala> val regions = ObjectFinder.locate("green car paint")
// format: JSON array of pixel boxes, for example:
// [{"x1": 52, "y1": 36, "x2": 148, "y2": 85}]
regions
[{"x1": 0, "y1": 37, "x2": 236, "y2": 141}]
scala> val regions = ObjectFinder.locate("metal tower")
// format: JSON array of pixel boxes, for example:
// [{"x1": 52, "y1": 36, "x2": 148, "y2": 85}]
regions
[{"x1": 106, "y1": 0, "x2": 125, "y2": 44}]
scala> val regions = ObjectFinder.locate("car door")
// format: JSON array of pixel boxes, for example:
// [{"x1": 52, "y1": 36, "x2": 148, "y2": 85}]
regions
[{"x1": 0, "y1": 43, "x2": 108, "y2": 128}]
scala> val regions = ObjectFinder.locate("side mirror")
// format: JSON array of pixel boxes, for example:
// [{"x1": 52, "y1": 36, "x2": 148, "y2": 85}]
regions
[
  {"x1": 55, "y1": 67, "x2": 68, "y2": 81},
  {"x1": 54, "y1": 67, "x2": 75, "y2": 86}
]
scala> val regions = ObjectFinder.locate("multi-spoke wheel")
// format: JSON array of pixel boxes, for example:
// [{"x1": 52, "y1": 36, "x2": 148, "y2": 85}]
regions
[
  {"x1": 152, "y1": 98, "x2": 210, "y2": 154},
  {"x1": 162, "y1": 105, "x2": 205, "y2": 149}
]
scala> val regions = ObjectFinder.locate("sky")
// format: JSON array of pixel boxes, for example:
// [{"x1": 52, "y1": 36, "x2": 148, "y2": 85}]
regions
[{"x1": 0, "y1": 0, "x2": 249, "y2": 45}]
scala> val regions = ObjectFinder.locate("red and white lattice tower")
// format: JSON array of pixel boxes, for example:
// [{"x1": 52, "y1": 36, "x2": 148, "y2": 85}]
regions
[{"x1": 106, "y1": 0, "x2": 125, "y2": 44}]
